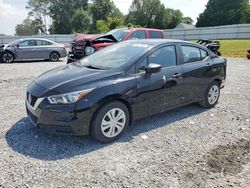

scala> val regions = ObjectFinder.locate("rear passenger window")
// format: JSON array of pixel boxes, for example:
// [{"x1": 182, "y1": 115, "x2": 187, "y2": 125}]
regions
[
  {"x1": 36, "y1": 40, "x2": 52, "y2": 46},
  {"x1": 149, "y1": 31, "x2": 163, "y2": 38},
  {"x1": 181, "y1": 46, "x2": 209, "y2": 63},
  {"x1": 181, "y1": 46, "x2": 201, "y2": 63},
  {"x1": 129, "y1": 31, "x2": 146, "y2": 40}
]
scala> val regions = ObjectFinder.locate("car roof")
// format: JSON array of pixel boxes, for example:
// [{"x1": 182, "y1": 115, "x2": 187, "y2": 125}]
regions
[
  {"x1": 130, "y1": 28, "x2": 163, "y2": 32},
  {"x1": 115, "y1": 28, "x2": 163, "y2": 32},
  {"x1": 124, "y1": 39, "x2": 192, "y2": 45},
  {"x1": 18, "y1": 38, "x2": 56, "y2": 43}
]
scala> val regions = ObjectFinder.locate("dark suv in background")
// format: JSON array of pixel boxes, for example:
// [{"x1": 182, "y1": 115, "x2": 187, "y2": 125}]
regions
[{"x1": 67, "y1": 28, "x2": 165, "y2": 63}]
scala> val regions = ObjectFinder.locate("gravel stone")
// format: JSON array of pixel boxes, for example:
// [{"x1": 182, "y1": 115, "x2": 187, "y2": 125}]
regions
[{"x1": 0, "y1": 58, "x2": 249, "y2": 187}]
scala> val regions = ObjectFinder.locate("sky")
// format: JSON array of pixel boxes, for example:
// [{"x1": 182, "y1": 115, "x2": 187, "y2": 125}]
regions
[{"x1": 0, "y1": 0, "x2": 209, "y2": 35}]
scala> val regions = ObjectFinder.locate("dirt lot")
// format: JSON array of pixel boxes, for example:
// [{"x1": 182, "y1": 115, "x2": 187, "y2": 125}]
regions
[{"x1": 0, "y1": 58, "x2": 249, "y2": 187}]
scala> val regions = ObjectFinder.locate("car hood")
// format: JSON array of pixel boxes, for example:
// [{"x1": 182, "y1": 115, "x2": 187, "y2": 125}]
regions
[
  {"x1": 73, "y1": 33, "x2": 117, "y2": 44},
  {"x1": 34, "y1": 63, "x2": 121, "y2": 93}
]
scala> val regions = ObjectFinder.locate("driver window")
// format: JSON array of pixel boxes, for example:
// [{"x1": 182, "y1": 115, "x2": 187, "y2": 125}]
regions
[
  {"x1": 19, "y1": 40, "x2": 36, "y2": 47},
  {"x1": 148, "y1": 46, "x2": 177, "y2": 68},
  {"x1": 137, "y1": 45, "x2": 177, "y2": 73}
]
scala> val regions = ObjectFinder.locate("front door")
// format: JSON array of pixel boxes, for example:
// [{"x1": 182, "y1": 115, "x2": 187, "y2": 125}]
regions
[
  {"x1": 134, "y1": 45, "x2": 183, "y2": 118},
  {"x1": 15, "y1": 40, "x2": 36, "y2": 60}
]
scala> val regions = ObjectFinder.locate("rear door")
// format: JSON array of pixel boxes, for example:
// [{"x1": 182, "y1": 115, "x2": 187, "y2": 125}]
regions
[
  {"x1": 34, "y1": 40, "x2": 53, "y2": 59},
  {"x1": 134, "y1": 44, "x2": 183, "y2": 118},
  {"x1": 179, "y1": 44, "x2": 213, "y2": 102}
]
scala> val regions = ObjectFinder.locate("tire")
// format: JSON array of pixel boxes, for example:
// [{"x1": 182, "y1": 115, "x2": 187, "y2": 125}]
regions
[
  {"x1": 2, "y1": 51, "x2": 14, "y2": 63},
  {"x1": 90, "y1": 101, "x2": 129, "y2": 143},
  {"x1": 199, "y1": 81, "x2": 220, "y2": 108},
  {"x1": 49, "y1": 52, "x2": 60, "y2": 62}
]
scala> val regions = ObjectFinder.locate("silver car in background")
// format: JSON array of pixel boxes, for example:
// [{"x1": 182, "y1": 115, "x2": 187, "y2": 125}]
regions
[{"x1": 0, "y1": 38, "x2": 67, "y2": 63}]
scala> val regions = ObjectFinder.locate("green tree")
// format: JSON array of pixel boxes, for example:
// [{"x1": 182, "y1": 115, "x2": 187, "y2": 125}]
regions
[
  {"x1": 182, "y1": 17, "x2": 193, "y2": 25},
  {"x1": 90, "y1": 0, "x2": 113, "y2": 23},
  {"x1": 15, "y1": 18, "x2": 40, "y2": 35},
  {"x1": 197, "y1": 0, "x2": 250, "y2": 27},
  {"x1": 26, "y1": 0, "x2": 50, "y2": 34},
  {"x1": 126, "y1": 0, "x2": 187, "y2": 29},
  {"x1": 71, "y1": 9, "x2": 91, "y2": 33},
  {"x1": 126, "y1": 0, "x2": 165, "y2": 28},
  {"x1": 26, "y1": 0, "x2": 89, "y2": 34},
  {"x1": 96, "y1": 20, "x2": 109, "y2": 33}
]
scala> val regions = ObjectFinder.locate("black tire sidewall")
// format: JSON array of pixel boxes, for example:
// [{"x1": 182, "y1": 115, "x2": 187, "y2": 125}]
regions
[
  {"x1": 90, "y1": 101, "x2": 129, "y2": 143},
  {"x1": 50, "y1": 52, "x2": 59, "y2": 61},
  {"x1": 204, "y1": 81, "x2": 220, "y2": 108},
  {"x1": 2, "y1": 52, "x2": 14, "y2": 63}
]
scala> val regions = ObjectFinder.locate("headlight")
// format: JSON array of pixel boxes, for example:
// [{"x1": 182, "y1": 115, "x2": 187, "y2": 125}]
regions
[
  {"x1": 47, "y1": 88, "x2": 95, "y2": 104},
  {"x1": 85, "y1": 46, "x2": 95, "y2": 55}
]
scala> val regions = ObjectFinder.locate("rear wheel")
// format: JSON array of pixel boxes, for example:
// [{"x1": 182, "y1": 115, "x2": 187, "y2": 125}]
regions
[
  {"x1": 90, "y1": 101, "x2": 129, "y2": 143},
  {"x1": 2, "y1": 51, "x2": 14, "y2": 63},
  {"x1": 49, "y1": 52, "x2": 60, "y2": 62},
  {"x1": 199, "y1": 81, "x2": 220, "y2": 108}
]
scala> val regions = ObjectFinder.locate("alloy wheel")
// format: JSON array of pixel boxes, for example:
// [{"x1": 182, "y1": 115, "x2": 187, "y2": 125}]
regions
[
  {"x1": 50, "y1": 52, "x2": 59, "y2": 61},
  {"x1": 2, "y1": 53, "x2": 14, "y2": 63}
]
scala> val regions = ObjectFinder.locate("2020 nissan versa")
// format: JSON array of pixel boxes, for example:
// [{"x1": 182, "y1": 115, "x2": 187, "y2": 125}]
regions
[{"x1": 26, "y1": 40, "x2": 226, "y2": 143}]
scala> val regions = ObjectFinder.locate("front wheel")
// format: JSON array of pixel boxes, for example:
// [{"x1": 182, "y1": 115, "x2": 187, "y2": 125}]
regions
[
  {"x1": 90, "y1": 101, "x2": 129, "y2": 143},
  {"x1": 199, "y1": 81, "x2": 220, "y2": 108},
  {"x1": 2, "y1": 51, "x2": 14, "y2": 63}
]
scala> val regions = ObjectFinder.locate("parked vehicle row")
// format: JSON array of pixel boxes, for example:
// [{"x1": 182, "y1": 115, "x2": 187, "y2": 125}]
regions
[
  {"x1": 26, "y1": 39, "x2": 227, "y2": 143},
  {"x1": 0, "y1": 38, "x2": 67, "y2": 63},
  {"x1": 67, "y1": 28, "x2": 165, "y2": 63}
]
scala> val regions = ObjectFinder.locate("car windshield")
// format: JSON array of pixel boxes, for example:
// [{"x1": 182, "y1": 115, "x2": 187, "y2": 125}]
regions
[
  {"x1": 79, "y1": 42, "x2": 152, "y2": 69},
  {"x1": 107, "y1": 29, "x2": 130, "y2": 42},
  {"x1": 8, "y1": 39, "x2": 22, "y2": 46}
]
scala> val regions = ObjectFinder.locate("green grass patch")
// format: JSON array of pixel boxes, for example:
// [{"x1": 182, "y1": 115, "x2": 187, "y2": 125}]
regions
[
  {"x1": 192, "y1": 40, "x2": 250, "y2": 58},
  {"x1": 219, "y1": 40, "x2": 250, "y2": 58}
]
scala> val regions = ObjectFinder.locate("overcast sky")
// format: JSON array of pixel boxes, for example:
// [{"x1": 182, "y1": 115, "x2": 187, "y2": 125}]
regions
[{"x1": 0, "y1": 0, "x2": 208, "y2": 35}]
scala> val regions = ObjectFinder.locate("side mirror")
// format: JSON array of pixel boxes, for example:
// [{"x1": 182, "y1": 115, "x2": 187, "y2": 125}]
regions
[
  {"x1": 15, "y1": 44, "x2": 20, "y2": 48},
  {"x1": 145, "y1": 63, "x2": 161, "y2": 74}
]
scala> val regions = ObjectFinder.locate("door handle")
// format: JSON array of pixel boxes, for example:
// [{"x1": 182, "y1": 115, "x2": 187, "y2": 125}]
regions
[
  {"x1": 206, "y1": 63, "x2": 211, "y2": 67},
  {"x1": 172, "y1": 73, "x2": 182, "y2": 78}
]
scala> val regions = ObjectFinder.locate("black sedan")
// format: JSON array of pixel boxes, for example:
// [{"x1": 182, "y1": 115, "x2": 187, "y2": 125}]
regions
[{"x1": 26, "y1": 39, "x2": 227, "y2": 143}]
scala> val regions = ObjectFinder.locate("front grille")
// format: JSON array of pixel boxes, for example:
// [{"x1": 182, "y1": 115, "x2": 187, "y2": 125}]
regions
[
  {"x1": 27, "y1": 92, "x2": 38, "y2": 107},
  {"x1": 71, "y1": 42, "x2": 85, "y2": 57}
]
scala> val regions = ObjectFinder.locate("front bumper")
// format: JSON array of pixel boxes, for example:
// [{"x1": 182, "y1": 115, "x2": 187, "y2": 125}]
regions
[{"x1": 26, "y1": 98, "x2": 94, "y2": 136}]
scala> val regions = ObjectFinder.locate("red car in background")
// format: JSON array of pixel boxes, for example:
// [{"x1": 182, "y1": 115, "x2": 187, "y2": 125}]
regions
[
  {"x1": 67, "y1": 28, "x2": 165, "y2": 63},
  {"x1": 247, "y1": 49, "x2": 250, "y2": 59}
]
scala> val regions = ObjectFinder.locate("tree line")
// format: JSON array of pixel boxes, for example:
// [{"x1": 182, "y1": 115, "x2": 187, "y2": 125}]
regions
[{"x1": 15, "y1": 0, "x2": 250, "y2": 36}]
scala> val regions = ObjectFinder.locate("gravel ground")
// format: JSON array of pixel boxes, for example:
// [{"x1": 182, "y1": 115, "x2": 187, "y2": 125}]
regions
[{"x1": 0, "y1": 58, "x2": 249, "y2": 188}]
